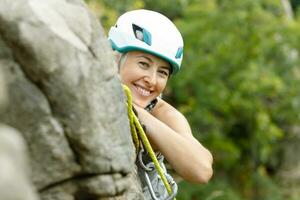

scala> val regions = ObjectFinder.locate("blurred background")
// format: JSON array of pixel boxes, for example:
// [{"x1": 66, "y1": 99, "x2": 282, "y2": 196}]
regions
[{"x1": 85, "y1": 0, "x2": 300, "y2": 199}]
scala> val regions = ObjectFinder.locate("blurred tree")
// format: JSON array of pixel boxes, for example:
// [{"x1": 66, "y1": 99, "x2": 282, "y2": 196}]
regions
[
  {"x1": 85, "y1": 0, "x2": 143, "y2": 32},
  {"x1": 290, "y1": 0, "x2": 300, "y2": 14},
  {"x1": 84, "y1": 0, "x2": 300, "y2": 199},
  {"x1": 281, "y1": 0, "x2": 294, "y2": 19},
  {"x1": 164, "y1": 0, "x2": 300, "y2": 199},
  {"x1": 141, "y1": 0, "x2": 187, "y2": 20}
]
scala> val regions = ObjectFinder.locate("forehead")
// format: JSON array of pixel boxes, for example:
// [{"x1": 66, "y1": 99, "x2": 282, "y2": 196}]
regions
[{"x1": 127, "y1": 51, "x2": 170, "y2": 69}]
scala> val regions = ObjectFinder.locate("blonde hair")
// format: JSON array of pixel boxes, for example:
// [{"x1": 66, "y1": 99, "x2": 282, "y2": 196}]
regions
[{"x1": 117, "y1": 53, "x2": 128, "y2": 72}]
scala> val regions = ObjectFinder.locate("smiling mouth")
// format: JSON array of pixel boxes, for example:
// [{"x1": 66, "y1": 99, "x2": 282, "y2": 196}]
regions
[{"x1": 133, "y1": 84, "x2": 152, "y2": 97}]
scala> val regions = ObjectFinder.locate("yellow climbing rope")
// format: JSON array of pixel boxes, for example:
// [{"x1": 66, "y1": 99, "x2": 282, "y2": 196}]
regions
[{"x1": 123, "y1": 84, "x2": 175, "y2": 198}]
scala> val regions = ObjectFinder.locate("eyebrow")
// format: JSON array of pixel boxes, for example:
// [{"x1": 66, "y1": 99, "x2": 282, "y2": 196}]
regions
[
  {"x1": 137, "y1": 55, "x2": 153, "y2": 63},
  {"x1": 160, "y1": 66, "x2": 170, "y2": 73}
]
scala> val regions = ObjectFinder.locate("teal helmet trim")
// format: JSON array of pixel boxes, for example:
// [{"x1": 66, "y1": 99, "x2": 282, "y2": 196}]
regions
[{"x1": 110, "y1": 40, "x2": 180, "y2": 74}]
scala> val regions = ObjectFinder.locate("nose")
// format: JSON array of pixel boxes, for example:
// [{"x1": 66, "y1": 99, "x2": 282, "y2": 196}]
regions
[{"x1": 144, "y1": 71, "x2": 157, "y2": 86}]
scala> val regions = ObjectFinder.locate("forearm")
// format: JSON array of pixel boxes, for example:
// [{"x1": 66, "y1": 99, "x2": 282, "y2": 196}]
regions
[{"x1": 137, "y1": 107, "x2": 213, "y2": 183}]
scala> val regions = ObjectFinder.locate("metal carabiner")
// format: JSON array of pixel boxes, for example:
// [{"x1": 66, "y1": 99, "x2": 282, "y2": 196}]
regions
[
  {"x1": 138, "y1": 148, "x2": 155, "y2": 172},
  {"x1": 138, "y1": 149, "x2": 178, "y2": 200},
  {"x1": 142, "y1": 169, "x2": 178, "y2": 200},
  {"x1": 164, "y1": 173, "x2": 178, "y2": 200}
]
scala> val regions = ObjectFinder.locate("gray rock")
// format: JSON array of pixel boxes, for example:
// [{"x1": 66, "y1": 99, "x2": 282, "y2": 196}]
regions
[
  {"x1": 0, "y1": 70, "x2": 6, "y2": 110},
  {"x1": 0, "y1": 125, "x2": 39, "y2": 200},
  {"x1": 0, "y1": 0, "x2": 143, "y2": 199}
]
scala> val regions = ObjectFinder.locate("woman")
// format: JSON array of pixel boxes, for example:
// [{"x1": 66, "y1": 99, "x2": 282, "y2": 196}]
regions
[{"x1": 108, "y1": 9, "x2": 213, "y2": 199}]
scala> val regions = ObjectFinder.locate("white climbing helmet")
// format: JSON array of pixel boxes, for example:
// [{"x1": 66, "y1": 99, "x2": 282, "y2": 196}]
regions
[{"x1": 108, "y1": 9, "x2": 184, "y2": 74}]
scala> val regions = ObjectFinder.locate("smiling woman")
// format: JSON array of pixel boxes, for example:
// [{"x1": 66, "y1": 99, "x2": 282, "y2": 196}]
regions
[
  {"x1": 119, "y1": 51, "x2": 170, "y2": 108},
  {"x1": 108, "y1": 9, "x2": 213, "y2": 199}
]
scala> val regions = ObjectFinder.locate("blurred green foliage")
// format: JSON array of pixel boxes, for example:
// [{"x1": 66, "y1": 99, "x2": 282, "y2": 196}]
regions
[
  {"x1": 85, "y1": 0, "x2": 300, "y2": 199},
  {"x1": 291, "y1": 0, "x2": 300, "y2": 14}
]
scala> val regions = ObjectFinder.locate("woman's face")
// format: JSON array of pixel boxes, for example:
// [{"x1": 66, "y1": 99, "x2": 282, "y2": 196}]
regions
[{"x1": 119, "y1": 51, "x2": 170, "y2": 108}]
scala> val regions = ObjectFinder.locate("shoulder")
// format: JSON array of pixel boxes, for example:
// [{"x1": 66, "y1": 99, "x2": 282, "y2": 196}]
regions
[
  {"x1": 151, "y1": 98, "x2": 180, "y2": 118},
  {"x1": 151, "y1": 98, "x2": 192, "y2": 135}
]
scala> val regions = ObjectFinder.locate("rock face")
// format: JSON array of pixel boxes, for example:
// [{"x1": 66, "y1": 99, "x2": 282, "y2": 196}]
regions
[
  {"x1": 0, "y1": 0, "x2": 143, "y2": 199},
  {"x1": 0, "y1": 124, "x2": 39, "y2": 200}
]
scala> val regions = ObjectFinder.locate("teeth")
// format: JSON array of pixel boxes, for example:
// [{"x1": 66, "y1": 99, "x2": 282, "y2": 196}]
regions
[{"x1": 136, "y1": 86, "x2": 151, "y2": 96}]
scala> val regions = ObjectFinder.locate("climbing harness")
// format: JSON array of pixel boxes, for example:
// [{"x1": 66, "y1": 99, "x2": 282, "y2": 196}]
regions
[
  {"x1": 138, "y1": 148, "x2": 178, "y2": 200},
  {"x1": 123, "y1": 85, "x2": 178, "y2": 200}
]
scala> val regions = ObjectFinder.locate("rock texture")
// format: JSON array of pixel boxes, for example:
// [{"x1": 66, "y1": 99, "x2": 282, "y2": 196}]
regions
[
  {"x1": 0, "y1": 124, "x2": 39, "y2": 200},
  {"x1": 0, "y1": 0, "x2": 143, "y2": 199}
]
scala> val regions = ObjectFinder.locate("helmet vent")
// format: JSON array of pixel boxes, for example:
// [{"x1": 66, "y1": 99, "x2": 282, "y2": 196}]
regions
[
  {"x1": 132, "y1": 24, "x2": 152, "y2": 46},
  {"x1": 175, "y1": 47, "x2": 183, "y2": 59}
]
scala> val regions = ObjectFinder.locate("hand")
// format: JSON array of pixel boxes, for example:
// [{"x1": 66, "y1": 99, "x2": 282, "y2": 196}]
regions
[
  {"x1": 132, "y1": 103, "x2": 149, "y2": 124},
  {"x1": 132, "y1": 103, "x2": 143, "y2": 116}
]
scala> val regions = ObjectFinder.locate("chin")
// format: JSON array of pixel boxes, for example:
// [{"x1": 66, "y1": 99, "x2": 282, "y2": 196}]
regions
[
  {"x1": 133, "y1": 99, "x2": 149, "y2": 108},
  {"x1": 134, "y1": 102, "x2": 148, "y2": 108}
]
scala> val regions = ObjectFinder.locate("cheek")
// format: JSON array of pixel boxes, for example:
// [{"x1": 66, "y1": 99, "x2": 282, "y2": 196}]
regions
[
  {"x1": 157, "y1": 79, "x2": 168, "y2": 92},
  {"x1": 120, "y1": 75, "x2": 130, "y2": 85},
  {"x1": 119, "y1": 68, "x2": 132, "y2": 84},
  {"x1": 120, "y1": 65, "x2": 142, "y2": 84}
]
